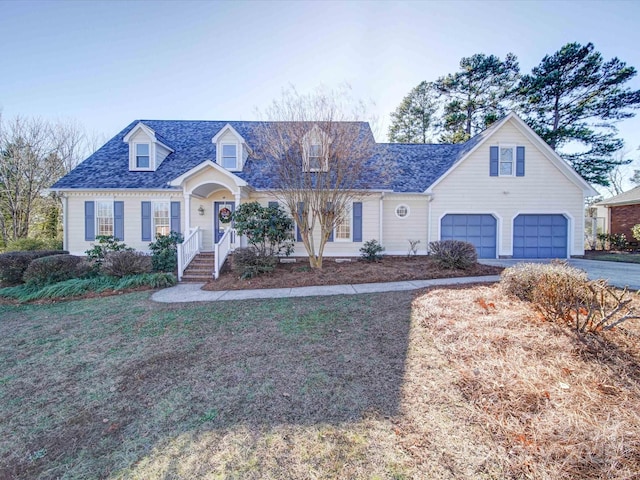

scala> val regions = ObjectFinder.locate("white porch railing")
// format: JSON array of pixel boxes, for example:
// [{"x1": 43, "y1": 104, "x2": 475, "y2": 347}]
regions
[
  {"x1": 214, "y1": 228, "x2": 234, "y2": 280},
  {"x1": 177, "y1": 227, "x2": 201, "y2": 281}
]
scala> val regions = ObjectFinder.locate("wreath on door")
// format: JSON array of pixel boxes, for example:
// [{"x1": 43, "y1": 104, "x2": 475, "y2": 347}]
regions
[{"x1": 218, "y1": 207, "x2": 232, "y2": 223}]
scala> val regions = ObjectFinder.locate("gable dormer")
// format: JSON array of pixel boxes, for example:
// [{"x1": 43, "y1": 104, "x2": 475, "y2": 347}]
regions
[
  {"x1": 302, "y1": 125, "x2": 331, "y2": 172},
  {"x1": 212, "y1": 124, "x2": 250, "y2": 172},
  {"x1": 123, "y1": 122, "x2": 174, "y2": 172}
]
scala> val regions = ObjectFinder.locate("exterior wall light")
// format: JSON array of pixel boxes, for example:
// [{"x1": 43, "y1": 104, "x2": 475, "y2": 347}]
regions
[{"x1": 198, "y1": 205, "x2": 205, "y2": 216}]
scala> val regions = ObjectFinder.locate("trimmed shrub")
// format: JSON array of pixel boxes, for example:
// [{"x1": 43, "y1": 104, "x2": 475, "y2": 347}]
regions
[
  {"x1": 23, "y1": 254, "x2": 90, "y2": 287},
  {"x1": 501, "y1": 262, "x2": 639, "y2": 334},
  {"x1": 501, "y1": 262, "x2": 588, "y2": 303},
  {"x1": 149, "y1": 232, "x2": 183, "y2": 273},
  {"x1": 102, "y1": 251, "x2": 152, "y2": 277},
  {"x1": 0, "y1": 250, "x2": 69, "y2": 286},
  {"x1": 429, "y1": 240, "x2": 477, "y2": 270},
  {"x1": 360, "y1": 239, "x2": 385, "y2": 262},
  {"x1": 232, "y1": 247, "x2": 277, "y2": 279},
  {"x1": 597, "y1": 232, "x2": 628, "y2": 251},
  {"x1": 85, "y1": 235, "x2": 133, "y2": 270}
]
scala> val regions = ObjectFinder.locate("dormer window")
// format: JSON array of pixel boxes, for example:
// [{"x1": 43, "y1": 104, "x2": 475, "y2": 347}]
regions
[
  {"x1": 222, "y1": 144, "x2": 238, "y2": 169},
  {"x1": 136, "y1": 143, "x2": 150, "y2": 169},
  {"x1": 125, "y1": 123, "x2": 174, "y2": 172},
  {"x1": 308, "y1": 144, "x2": 322, "y2": 171}
]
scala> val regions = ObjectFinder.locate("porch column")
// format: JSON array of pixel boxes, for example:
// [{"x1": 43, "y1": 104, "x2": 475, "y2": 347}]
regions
[
  {"x1": 235, "y1": 191, "x2": 242, "y2": 247},
  {"x1": 184, "y1": 193, "x2": 191, "y2": 233}
]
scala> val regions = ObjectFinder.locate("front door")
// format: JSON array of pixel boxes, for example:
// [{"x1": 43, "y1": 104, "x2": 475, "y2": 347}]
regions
[{"x1": 214, "y1": 201, "x2": 235, "y2": 243}]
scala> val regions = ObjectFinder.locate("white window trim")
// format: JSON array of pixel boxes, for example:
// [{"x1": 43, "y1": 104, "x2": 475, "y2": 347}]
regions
[
  {"x1": 305, "y1": 142, "x2": 328, "y2": 172},
  {"x1": 151, "y1": 200, "x2": 171, "y2": 241},
  {"x1": 395, "y1": 204, "x2": 410, "y2": 219},
  {"x1": 218, "y1": 142, "x2": 241, "y2": 171},
  {"x1": 499, "y1": 144, "x2": 515, "y2": 177},
  {"x1": 95, "y1": 199, "x2": 114, "y2": 238},
  {"x1": 130, "y1": 141, "x2": 154, "y2": 171},
  {"x1": 333, "y1": 204, "x2": 352, "y2": 242}
]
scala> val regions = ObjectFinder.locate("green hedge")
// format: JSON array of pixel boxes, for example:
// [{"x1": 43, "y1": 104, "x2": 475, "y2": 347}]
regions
[{"x1": 0, "y1": 250, "x2": 69, "y2": 287}]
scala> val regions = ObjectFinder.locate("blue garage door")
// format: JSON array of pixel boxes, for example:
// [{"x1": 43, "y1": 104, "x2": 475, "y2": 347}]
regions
[
  {"x1": 441, "y1": 214, "x2": 497, "y2": 259},
  {"x1": 513, "y1": 214, "x2": 567, "y2": 258}
]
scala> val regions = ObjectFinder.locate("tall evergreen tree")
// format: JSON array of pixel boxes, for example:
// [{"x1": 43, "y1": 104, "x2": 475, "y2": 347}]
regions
[
  {"x1": 517, "y1": 42, "x2": 640, "y2": 185},
  {"x1": 388, "y1": 81, "x2": 439, "y2": 143},
  {"x1": 435, "y1": 53, "x2": 519, "y2": 143}
]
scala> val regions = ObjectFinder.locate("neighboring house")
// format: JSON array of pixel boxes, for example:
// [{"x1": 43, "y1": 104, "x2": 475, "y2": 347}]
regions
[
  {"x1": 595, "y1": 186, "x2": 640, "y2": 244},
  {"x1": 51, "y1": 112, "x2": 598, "y2": 279}
]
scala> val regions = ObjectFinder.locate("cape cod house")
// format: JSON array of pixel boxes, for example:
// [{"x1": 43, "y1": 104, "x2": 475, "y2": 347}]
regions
[{"x1": 51, "y1": 112, "x2": 598, "y2": 280}]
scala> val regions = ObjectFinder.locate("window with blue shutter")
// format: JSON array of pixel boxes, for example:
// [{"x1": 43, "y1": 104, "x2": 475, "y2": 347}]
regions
[
  {"x1": 84, "y1": 201, "x2": 95, "y2": 241},
  {"x1": 353, "y1": 202, "x2": 363, "y2": 242},
  {"x1": 327, "y1": 202, "x2": 334, "y2": 242},
  {"x1": 516, "y1": 146, "x2": 525, "y2": 176},
  {"x1": 114, "y1": 201, "x2": 124, "y2": 241},
  {"x1": 170, "y1": 201, "x2": 181, "y2": 233},
  {"x1": 296, "y1": 202, "x2": 304, "y2": 242},
  {"x1": 490, "y1": 146, "x2": 499, "y2": 176},
  {"x1": 141, "y1": 201, "x2": 151, "y2": 241}
]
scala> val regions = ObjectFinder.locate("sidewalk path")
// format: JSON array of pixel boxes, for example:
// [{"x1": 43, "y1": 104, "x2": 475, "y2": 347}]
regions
[{"x1": 151, "y1": 275, "x2": 501, "y2": 303}]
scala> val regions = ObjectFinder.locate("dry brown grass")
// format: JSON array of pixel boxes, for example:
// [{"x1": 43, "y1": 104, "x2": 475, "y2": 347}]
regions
[
  {"x1": 1, "y1": 284, "x2": 639, "y2": 479},
  {"x1": 410, "y1": 284, "x2": 640, "y2": 479}
]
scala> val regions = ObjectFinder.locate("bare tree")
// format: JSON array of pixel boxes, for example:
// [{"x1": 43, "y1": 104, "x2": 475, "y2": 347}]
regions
[
  {"x1": 604, "y1": 146, "x2": 639, "y2": 196},
  {"x1": 0, "y1": 115, "x2": 88, "y2": 244},
  {"x1": 257, "y1": 86, "x2": 380, "y2": 269}
]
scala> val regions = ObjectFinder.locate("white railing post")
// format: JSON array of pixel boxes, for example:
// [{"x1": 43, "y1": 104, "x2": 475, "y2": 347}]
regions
[
  {"x1": 213, "y1": 228, "x2": 234, "y2": 279},
  {"x1": 177, "y1": 227, "x2": 201, "y2": 281},
  {"x1": 177, "y1": 244, "x2": 183, "y2": 281}
]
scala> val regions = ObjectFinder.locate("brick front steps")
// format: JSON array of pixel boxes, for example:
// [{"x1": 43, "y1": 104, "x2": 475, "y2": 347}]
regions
[{"x1": 181, "y1": 252, "x2": 214, "y2": 282}]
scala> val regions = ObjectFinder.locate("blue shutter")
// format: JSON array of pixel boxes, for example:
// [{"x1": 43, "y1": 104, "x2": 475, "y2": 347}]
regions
[
  {"x1": 268, "y1": 201, "x2": 279, "y2": 208},
  {"x1": 141, "y1": 201, "x2": 151, "y2": 241},
  {"x1": 352, "y1": 202, "x2": 363, "y2": 242},
  {"x1": 296, "y1": 202, "x2": 304, "y2": 242},
  {"x1": 516, "y1": 146, "x2": 525, "y2": 177},
  {"x1": 327, "y1": 202, "x2": 333, "y2": 242},
  {"x1": 84, "y1": 201, "x2": 95, "y2": 241},
  {"x1": 490, "y1": 146, "x2": 499, "y2": 176},
  {"x1": 170, "y1": 201, "x2": 181, "y2": 233},
  {"x1": 114, "y1": 201, "x2": 124, "y2": 241}
]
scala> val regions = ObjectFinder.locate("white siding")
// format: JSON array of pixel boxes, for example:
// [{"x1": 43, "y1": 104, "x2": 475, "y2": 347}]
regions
[
  {"x1": 65, "y1": 192, "x2": 183, "y2": 255},
  {"x1": 381, "y1": 195, "x2": 429, "y2": 255},
  {"x1": 429, "y1": 120, "x2": 585, "y2": 257}
]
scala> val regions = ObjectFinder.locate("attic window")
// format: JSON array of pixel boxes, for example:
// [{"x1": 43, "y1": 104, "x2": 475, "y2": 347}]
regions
[
  {"x1": 222, "y1": 144, "x2": 237, "y2": 169},
  {"x1": 499, "y1": 146, "x2": 514, "y2": 176},
  {"x1": 136, "y1": 143, "x2": 150, "y2": 169}
]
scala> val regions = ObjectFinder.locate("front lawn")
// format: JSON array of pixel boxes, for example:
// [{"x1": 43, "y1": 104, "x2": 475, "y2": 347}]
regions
[
  {"x1": 584, "y1": 250, "x2": 640, "y2": 264},
  {"x1": 1, "y1": 286, "x2": 639, "y2": 478}
]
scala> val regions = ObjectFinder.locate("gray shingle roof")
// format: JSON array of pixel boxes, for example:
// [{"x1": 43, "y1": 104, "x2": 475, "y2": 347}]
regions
[{"x1": 52, "y1": 119, "x2": 482, "y2": 193}]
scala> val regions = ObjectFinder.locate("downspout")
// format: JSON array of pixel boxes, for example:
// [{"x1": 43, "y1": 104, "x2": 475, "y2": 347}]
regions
[
  {"x1": 61, "y1": 193, "x2": 68, "y2": 252},
  {"x1": 427, "y1": 194, "x2": 433, "y2": 254}
]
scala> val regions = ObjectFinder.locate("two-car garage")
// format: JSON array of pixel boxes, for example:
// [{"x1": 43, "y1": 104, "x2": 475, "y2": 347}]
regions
[{"x1": 440, "y1": 213, "x2": 568, "y2": 259}]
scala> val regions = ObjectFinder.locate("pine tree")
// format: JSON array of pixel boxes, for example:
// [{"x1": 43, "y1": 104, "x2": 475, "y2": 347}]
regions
[
  {"x1": 388, "y1": 81, "x2": 438, "y2": 143},
  {"x1": 517, "y1": 42, "x2": 640, "y2": 185},
  {"x1": 435, "y1": 53, "x2": 519, "y2": 143}
]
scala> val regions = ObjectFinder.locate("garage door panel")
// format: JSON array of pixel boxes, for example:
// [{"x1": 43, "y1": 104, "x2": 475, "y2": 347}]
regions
[
  {"x1": 513, "y1": 214, "x2": 567, "y2": 258},
  {"x1": 441, "y1": 214, "x2": 496, "y2": 259}
]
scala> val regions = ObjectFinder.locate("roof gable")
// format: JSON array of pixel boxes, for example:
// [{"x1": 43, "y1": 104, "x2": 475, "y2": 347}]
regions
[{"x1": 426, "y1": 112, "x2": 598, "y2": 196}]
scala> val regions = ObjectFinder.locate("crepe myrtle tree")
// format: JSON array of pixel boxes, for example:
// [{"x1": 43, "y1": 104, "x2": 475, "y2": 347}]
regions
[{"x1": 256, "y1": 86, "x2": 383, "y2": 269}]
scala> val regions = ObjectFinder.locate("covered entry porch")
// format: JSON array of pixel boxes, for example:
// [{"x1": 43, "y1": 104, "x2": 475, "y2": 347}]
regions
[{"x1": 168, "y1": 160, "x2": 249, "y2": 280}]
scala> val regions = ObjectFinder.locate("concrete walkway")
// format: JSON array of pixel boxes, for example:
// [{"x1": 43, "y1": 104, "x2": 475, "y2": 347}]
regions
[
  {"x1": 151, "y1": 275, "x2": 501, "y2": 303},
  {"x1": 480, "y1": 258, "x2": 640, "y2": 290}
]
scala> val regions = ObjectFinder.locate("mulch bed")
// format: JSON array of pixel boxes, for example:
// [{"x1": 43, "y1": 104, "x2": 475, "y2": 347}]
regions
[{"x1": 203, "y1": 255, "x2": 503, "y2": 291}]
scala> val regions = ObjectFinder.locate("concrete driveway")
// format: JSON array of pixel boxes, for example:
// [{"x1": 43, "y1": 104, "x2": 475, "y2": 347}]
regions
[{"x1": 480, "y1": 258, "x2": 640, "y2": 290}]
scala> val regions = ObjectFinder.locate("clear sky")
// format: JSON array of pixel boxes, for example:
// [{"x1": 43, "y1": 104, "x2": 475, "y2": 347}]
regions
[{"x1": 1, "y1": 0, "x2": 640, "y2": 163}]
